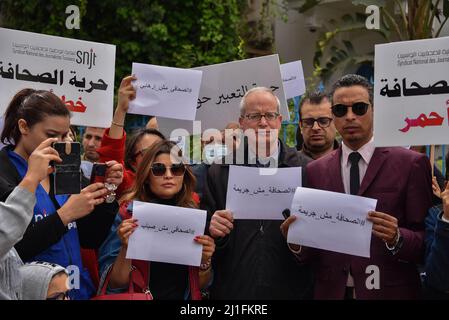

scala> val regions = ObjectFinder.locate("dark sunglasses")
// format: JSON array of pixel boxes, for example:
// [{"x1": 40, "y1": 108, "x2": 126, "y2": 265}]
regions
[
  {"x1": 151, "y1": 163, "x2": 186, "y2": 177},
  {"x1": 331, "y1": 102, "x2": 370, "y2": 117},
  {"x1": 301, "y1": 117, "x2": 333, "y2": 129}
]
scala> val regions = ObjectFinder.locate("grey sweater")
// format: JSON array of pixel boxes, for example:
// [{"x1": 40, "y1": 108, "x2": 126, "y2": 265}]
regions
[{"x1": 0, "y1": 187, "x2": 36, "y2": 300}]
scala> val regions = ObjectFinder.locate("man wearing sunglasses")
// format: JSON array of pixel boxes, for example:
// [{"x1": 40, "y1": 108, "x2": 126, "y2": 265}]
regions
[
  {"x1": 202, "y1": 87, "x2": 313, "y2": 300},
  {"x1": 298, "y1": 91, "x2": 339, "y2": 160},
  {"x1": 282, "y1": 74, "x2": 432, "y2": 299}
]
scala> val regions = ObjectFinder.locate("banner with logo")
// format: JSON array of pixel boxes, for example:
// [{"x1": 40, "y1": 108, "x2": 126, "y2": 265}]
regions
[
  {"x1": 374, "y1": 36, "x2": 449, "y2": 146},
  {"x1": 0, "y1": 28, "x2": 116, "y2": 128}
]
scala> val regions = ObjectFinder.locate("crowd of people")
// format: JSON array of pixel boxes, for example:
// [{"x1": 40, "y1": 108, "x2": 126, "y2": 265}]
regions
[{"x1": 0, "y1": 72, "x2": 448, "y2": 300}]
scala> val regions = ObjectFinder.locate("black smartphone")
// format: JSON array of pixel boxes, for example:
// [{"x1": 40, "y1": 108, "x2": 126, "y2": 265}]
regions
[
  {"x1": 90, "y1": 163, "x2": 107, "y2": 184},
  {"x1": 52, "y1": 142, "x2": 81, "y2": 195},
  {"x1": 282, "y1": 209, "x2": 291, "y2": 220}
]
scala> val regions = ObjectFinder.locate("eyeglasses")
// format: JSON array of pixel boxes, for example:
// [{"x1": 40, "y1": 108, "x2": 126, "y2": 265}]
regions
[
  {"x1": 244, "y1": 112, "x2": 280, "y2": 122},
  {"x1": 301, "y1": 117, "x2": 333, "y2": 128},
  {"x1": 47, "y1": 291, "x2": 70, "y2": 300},
  {"x1": 331, "y1": 102, "x2": 370, "y2": 118},
  {"x1": 151, "y1": 163, "x2": 186, "y2": 177}
]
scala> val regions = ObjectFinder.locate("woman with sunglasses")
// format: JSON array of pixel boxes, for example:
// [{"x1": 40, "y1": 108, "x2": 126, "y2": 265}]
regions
[
  {"x1": 0, "y1": 89, "x2": 123, "y2": 300},
  {"x1": 98, "y1": 140, "x2": 215, "y2": 300},
  {"x1": 96, "y1": 76, "x2": 167, "y2": 199}
]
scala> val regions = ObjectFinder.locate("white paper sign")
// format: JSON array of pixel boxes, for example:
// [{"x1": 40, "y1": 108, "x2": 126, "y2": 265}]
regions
[
  {"x1": 280, "y1": 60, "x2": 306, "y2": 99},
  {"x1": 0, "y1": 27, "x2": 116, "y2": 128},
  {"x1": 374, "y1": 36, "x2": 449, "y2": 146},
  {"x1": 226, "y1": 166, "x2": 301, "y2": 220},
  {"x1": 126, "y1": 201, "x2": 207, "y2": 266},
  {"x1": 287, "y1": 187, "x2": 377, "y2": 258},
  {"x1": 128, "y1": 63, "x2": 202, "y2": 121},
  {"x1": 157, "y1": 54, "x2": 289, "y2": 136}
]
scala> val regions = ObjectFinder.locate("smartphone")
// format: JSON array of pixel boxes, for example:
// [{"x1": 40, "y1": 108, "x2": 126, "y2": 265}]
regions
[
  {"x1": 282, "y1": 209, "x2": 291, "y2": 220},
  {"x1": 90, "y1": 163, "x2": 107, "y2": 184},
  {"x1": 52, "y1": 142, "x2": 81, "y2": 195}
]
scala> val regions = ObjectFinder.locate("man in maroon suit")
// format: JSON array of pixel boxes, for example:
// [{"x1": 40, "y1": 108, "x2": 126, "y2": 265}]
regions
[{"x1": 281, "y1": 74, "x2": 432, "y2": 299}]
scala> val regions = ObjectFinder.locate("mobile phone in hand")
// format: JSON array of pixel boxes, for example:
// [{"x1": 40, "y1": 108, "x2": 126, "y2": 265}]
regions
[
  {"x1": 90, "y1": 163, "x2": 107, "y2": 184},
  {"x1": 52, "y1": 142, "x2": 81, "y2": 195}
]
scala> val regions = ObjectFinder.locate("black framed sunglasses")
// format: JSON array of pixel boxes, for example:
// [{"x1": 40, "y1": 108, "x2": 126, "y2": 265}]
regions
[
  {"x1": 151, "y1": 163, "x2": 186, "y2": 177},
  {"x1": 331, "y1": 102, "x2": 370, "y2": 117},
  {"x1": 301, "y1": 117, "x2": 333, "y2": 128}
]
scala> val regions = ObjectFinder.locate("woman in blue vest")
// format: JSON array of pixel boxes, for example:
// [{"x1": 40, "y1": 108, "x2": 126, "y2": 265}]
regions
[{"x1": 0, "y1": 89, "x2": 123, "y2": 299}]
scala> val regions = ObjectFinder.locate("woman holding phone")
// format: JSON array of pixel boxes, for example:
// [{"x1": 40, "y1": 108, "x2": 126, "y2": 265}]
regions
[{"x1": 0, "y1": 88, "x2": 123, "y2": 299}]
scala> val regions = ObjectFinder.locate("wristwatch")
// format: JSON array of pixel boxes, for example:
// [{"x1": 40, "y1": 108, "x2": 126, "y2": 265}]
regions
[{"x1": 385, "y1": 228, "x2": 403, "y2": 255}]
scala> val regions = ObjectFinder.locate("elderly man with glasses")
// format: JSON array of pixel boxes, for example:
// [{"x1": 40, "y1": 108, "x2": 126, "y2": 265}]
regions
[
  {"x1": 298, "y1": 91, "x2": 339, "y2": 160},
  {"x1": 202, "y1": 87, "x2": 313, "y2": 300}
]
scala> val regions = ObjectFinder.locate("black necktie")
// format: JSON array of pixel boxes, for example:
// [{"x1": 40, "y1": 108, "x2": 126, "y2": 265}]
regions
[{"x1": 348, "y1": 152, "x2": 362, "y2": 195}]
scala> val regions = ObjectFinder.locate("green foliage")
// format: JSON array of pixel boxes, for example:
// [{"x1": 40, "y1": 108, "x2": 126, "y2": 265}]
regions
[
  {"x1": 280, "y1": 99, "x2": 299, "y2": 148},
  {"x1": 1, "y1": 0, "x2": 247, "y2": 133},
  {"x1": 299, "y1": 0, "x2": 449, "y2": 86},
  {"x1": 1, "y1": 0, "x2": 246, "y2": 89}
]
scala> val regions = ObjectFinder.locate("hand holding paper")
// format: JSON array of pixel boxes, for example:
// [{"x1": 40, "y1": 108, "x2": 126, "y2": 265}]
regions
[
  {"x1": 118, "y1": 218, "x2": 138, "y2": 246},
  {"x1": 209, "y1": 209, "x2": 234, "y2": 239},
  {"x1": 126, "y1": 201, "x2": 207, "y2": 266},
  {"x1": 194, "y1": 235, "x2": 215, "y2": 265},
  {"x1": 367, "y1": 211, "x2": 399, "y2": 246},
  {"x1": 116, "y1": 75, "x2": 137, "y2": 113},
  {"x1": 280, "y1": 215, "x2": 301, "y2": 252},
  {"x1": 287, "y1": 187, "x2": 377, "y2": 258}
]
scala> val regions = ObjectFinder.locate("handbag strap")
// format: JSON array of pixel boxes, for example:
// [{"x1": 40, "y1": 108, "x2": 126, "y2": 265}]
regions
[
  {"x1": 99, "y1": 265, "x2": 145, "y2": 295},
  {"x1": 130, "y1": 262, "x2": 149, "y2": 292}
]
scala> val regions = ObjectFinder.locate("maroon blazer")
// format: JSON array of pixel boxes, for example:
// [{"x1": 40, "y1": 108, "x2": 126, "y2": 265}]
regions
[{"x1": 304, "y1": 146, "x2": 432, "y2": 299}]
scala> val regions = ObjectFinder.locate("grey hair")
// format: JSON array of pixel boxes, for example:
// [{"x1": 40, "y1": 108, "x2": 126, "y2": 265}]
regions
[{"x1": 239, "y1": 87, "x2": 281, "y2": 117}]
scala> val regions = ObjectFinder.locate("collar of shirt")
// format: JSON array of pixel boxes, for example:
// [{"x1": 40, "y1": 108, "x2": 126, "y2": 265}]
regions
[{"x1": 341, "y1": 137, "x2": 375, "y2": 168}]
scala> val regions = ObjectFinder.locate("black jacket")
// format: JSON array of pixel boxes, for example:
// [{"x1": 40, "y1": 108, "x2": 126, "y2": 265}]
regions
[
  {"x1": 201, "y1": 138, "x2": 314, "y2": 299},
  {"x1": 0, "y1": 147, "x2": 118, "y2": 261}
]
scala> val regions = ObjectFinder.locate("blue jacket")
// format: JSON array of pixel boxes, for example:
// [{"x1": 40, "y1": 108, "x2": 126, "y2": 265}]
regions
[
  {"x1": 0, "y1": 147, "x2": 117, "y2": 300},
  {"x1": 6, "y1": 148, "x2": 95, "y2": 300},
  {"x1": 424, "y1": 205, "x2": 449, "y2": 298}
]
